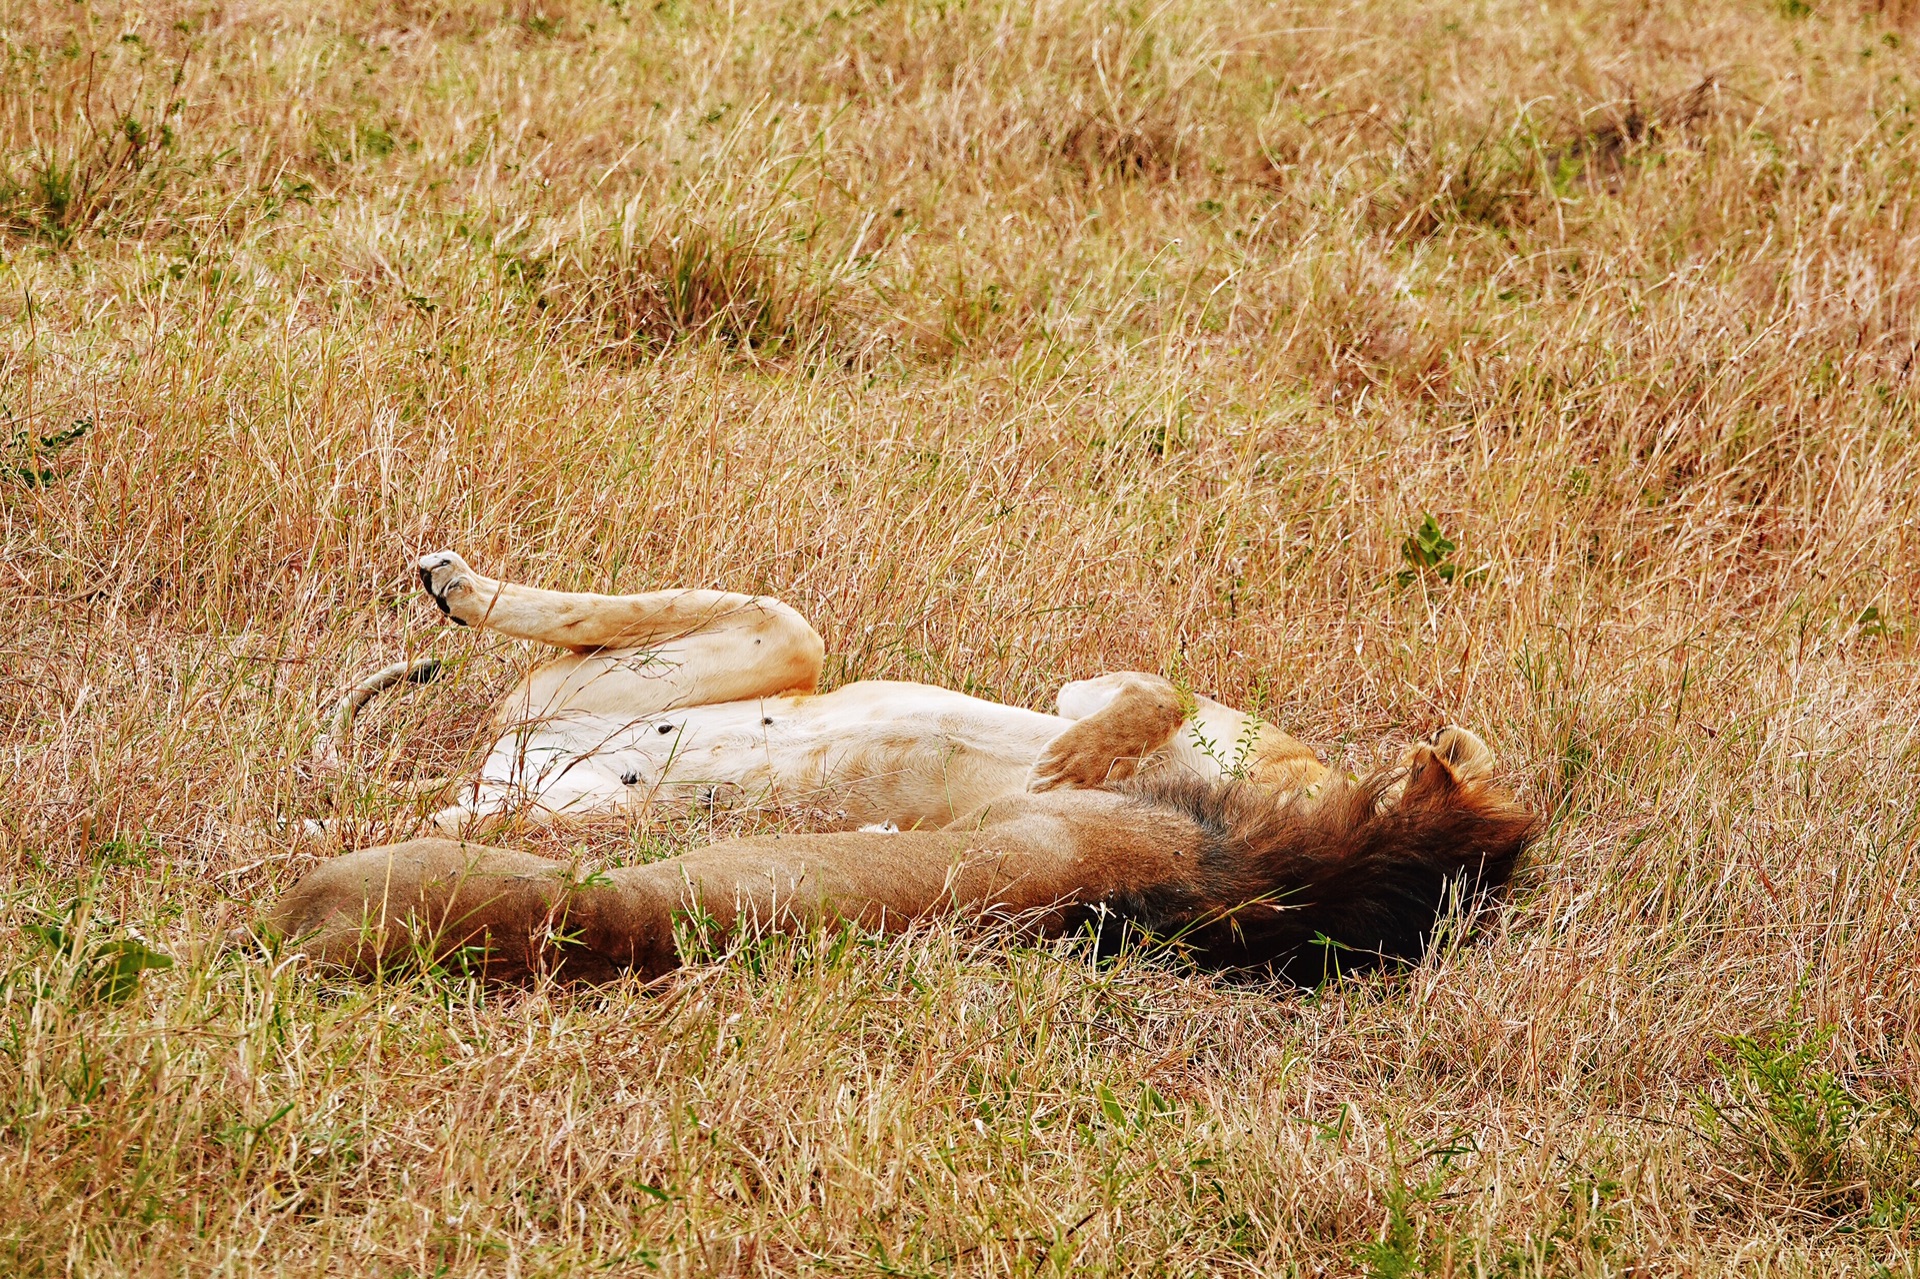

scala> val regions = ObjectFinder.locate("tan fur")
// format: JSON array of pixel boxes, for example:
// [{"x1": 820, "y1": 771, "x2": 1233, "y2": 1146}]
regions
[
  {"x1": 328, "y1": 552, "x2": 1331, "y2": 832},
  {"x1": 1025, "y1": 675, "x2": 1187, "y2": 791}
]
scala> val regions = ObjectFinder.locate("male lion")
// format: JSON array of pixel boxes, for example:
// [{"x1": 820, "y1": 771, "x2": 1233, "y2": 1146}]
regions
[
  {"x1": 323, "y1": 551, "x2": 1338, "y2": 833},
  {"x1": 271, "y1": 739, "x2": 1534, "y2": 984},
  {"x1": 273, "y1": 553, "x2": 1536, "y2": 984}
]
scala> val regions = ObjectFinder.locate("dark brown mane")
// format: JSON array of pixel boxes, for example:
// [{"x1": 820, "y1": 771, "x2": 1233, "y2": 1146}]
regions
[{"x1": 1091, "y1": 756, "x2": 1539, "y2": 982}]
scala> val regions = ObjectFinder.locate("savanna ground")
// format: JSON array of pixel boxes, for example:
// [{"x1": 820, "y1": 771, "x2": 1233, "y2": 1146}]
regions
[{"x1": 4, "y1": 0, "x2": 1920, "y2": 1271}]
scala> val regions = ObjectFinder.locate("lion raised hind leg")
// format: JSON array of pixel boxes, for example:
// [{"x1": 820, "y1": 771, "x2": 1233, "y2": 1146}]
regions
[{"x1": 320, "y1": 553, "x2": 831, "y2": 836}]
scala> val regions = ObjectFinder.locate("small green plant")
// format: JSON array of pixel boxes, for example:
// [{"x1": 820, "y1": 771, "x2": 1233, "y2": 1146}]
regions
[
  {"x1": 90, "y1": 830, "x2": 161, "y2": 869},
  {"x1": 1356, "y1": 1135, "x2": 1482, "y2": 1278},
  {"x1": 1702, "y1": 1015, "x2": 1920, "y2": 1223},
  {"x1": 552, "y1": 218, "x2": 841, "y2": 355},
  {"x1": 0, "y1": 52, "x2": 189, "y2": 245},
  {"x1": 1092, "y1": 1080, "x2": 1176, "y2": 1135},
  {"x1": 1367, "y1": 115, "x2": 1539, "y2": 240},
  {"x1": 1182, "y1": 712, "x2": 1268, "y2": 781},
  {"x1": 1397, "y1": 513, "x2": 1480, "y2": 586},
  {"x1": 1358, "y1": 1174, "x2": 1427, "y2": 1279},
  {"x1": 421, "y1": 942, "x2": 496, "y2": 995},
  {"x1": 669, "y1": 898, "x2": 730, "y2": 966},
  {"x1": 21, "y1": 900, "x2": 174, "y2": 1008},
  {"x1": 4, "y1": 417, "x2": 91, "y2": 486}
]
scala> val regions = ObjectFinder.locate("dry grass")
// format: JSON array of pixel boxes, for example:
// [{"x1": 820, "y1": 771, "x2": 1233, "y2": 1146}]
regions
[{"x1": 4, "y1": 0, "x2": 1920, "y2": 1271}]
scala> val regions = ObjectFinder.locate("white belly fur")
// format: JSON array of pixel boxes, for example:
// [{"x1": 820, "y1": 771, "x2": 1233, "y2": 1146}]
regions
[{"x1": 477, "y1": 680, "x2": 1068, "y2": 828}]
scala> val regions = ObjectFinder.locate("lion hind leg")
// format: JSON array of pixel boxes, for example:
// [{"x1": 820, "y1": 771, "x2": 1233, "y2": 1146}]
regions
[
  {"x1": 414, "y1": 550, "x2": 824, "y2": 688},
  {"x1": 1393, "y1": 725, "x2": 1496, "y2": 782},
  {"x1": 1053, "y1": 671, "x2": 1166, "y2": 721},
  {"x1": 267, "y1": 841, "x2": 684, "y2": 982}
]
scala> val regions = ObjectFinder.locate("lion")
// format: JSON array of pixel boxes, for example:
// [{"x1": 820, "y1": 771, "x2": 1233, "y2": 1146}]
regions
[
  {"x1": 320, "y1": 550, "x2": 1338, "y2": 833},
  {"x1": 269, "y1": 739, "x2": 1536, "y2": 985},
  {"x1": 273, "y1": 551, "x2": 1536, "y2": 984}
]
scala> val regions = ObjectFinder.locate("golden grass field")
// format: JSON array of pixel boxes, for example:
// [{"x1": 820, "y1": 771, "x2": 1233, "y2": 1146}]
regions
[{"x1": 5, "y1": 0, "x2": 1920, "y2": 1270}]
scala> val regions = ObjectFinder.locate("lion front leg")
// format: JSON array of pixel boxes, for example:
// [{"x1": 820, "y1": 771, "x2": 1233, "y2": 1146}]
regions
[
  {"x1": 265, "y1": 830, "x2": 986, "y2": 983},
  {"x1": 1028, "y1": 674, "x2": 1186, "y2": 792}
]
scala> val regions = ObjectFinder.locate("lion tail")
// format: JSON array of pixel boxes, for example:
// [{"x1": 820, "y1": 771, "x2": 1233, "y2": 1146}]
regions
[
  {"x1": 311, "y1": 656, "x2": 443, "y2": 775},
  {"x1": 1112, "y1": 748, "x2": 1539, "y2": 981}
]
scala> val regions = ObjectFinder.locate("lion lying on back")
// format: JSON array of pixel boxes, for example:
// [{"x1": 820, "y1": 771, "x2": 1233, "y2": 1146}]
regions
[
  {"x1": 274, "y1": 738, "x2": 1533, "y2": 984},
  {"x1": 273, "y1": 553, "x2": 1536, "y2": 984}
]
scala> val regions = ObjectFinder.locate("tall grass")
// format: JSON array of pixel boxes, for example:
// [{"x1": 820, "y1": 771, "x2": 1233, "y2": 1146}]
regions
[{"x1": 4, "y1": 0, "x2": 1919, "y2": 1271}]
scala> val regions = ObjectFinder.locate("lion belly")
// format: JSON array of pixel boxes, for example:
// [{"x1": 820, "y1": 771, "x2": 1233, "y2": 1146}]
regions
[{"x1": 472, "y1": 679, "x2": 1067, "y2": 827}]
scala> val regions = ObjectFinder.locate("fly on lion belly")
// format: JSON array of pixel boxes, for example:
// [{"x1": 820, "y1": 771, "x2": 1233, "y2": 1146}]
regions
[
  {"x1": 485, "y1": 710, "x2": 776, "y2": 817},
  {"x1": 616, "y1": 728, "x2": 779, "y2": 812}
]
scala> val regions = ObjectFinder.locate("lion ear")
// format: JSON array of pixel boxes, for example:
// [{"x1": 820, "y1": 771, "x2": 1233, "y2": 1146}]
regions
[
  {"x1": 1400, "y1": 744, "x2": 1464, "y2": 801},
  {"x1": 1427, "y1": 726, "x2": 1495, "y2": 780}
]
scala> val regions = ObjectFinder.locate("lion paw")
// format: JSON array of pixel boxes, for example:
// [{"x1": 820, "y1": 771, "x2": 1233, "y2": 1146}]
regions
[
  {"x1": 417, "y1": 550, "x2": 479, "y2": 626},
  {"x1": 1026, "y1": 731, "x2": 1142, "y2": 793},
  {"x1": 1029, "y1": 680, "x2": 1184, "y2": 793}
]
